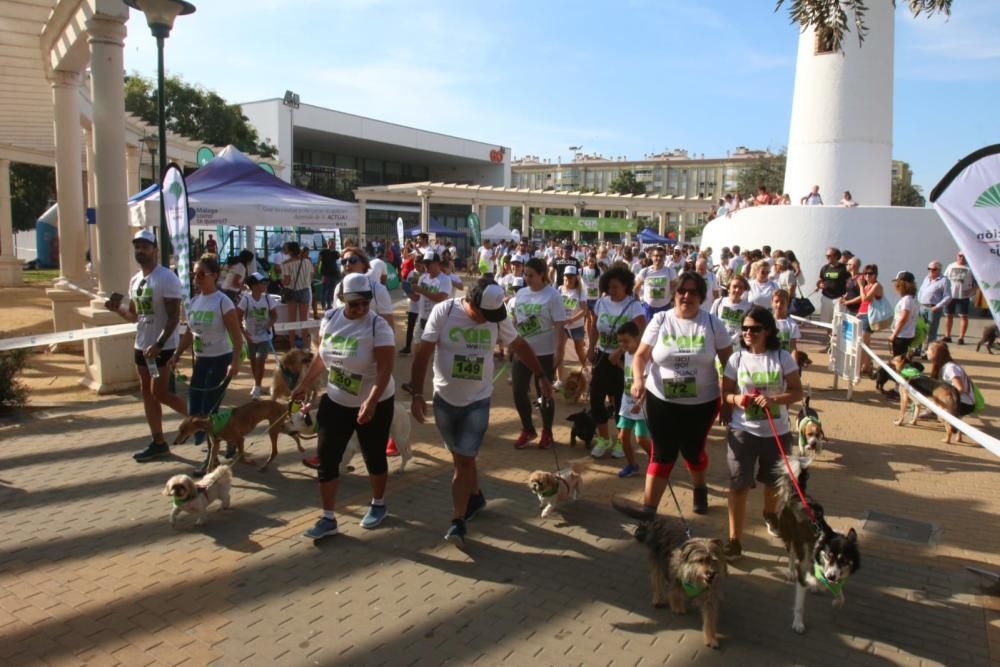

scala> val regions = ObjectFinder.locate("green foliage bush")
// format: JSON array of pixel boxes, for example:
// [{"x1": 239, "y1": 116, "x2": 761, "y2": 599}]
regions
[{"x1": 0, "y1": 348, "x2": 28, "y2": 408}]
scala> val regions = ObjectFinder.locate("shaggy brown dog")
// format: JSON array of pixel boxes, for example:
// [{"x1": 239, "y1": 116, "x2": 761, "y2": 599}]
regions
[{"x1": 562, "y1": 367, "x2": 590, "y2": 404}]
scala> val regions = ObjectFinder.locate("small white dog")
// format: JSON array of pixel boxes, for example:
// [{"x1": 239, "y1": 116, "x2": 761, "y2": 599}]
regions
[
  {"x1": 163, "y1": 463, "x2": 232, "y2": 526},
  {"x1": 527, "y1": 459, "x2": 588, "y2": 518},
  {"x1": 341, "y1": 401, "x2": 413, "y2": 474}
]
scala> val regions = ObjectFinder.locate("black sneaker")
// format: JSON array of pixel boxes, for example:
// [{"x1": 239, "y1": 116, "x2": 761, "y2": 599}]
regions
[
  {"x1": 693, "y1": 486, "x2": 709, "y2": 515},
  {"x1": 942, "y1": 336, "x2": 953, "y2": 343},
  {"x1": 464, "y1": 492, "x2": 487, "y2": 521},
  {"x1": 723, "y1": 539, "x2": 743, "y2": 561},
  {"x1": 133, "y1": 441, "x2": 170, "y2": 462},
  {"x1": 399, "y1": 347, "x2": 411, "y2": 355},
  {"x1": 444, "y1": 519, "x2": 466, "y2": 546},
  {"x1": 763, "y1": 512, "x2": 780, "y2": 537}
]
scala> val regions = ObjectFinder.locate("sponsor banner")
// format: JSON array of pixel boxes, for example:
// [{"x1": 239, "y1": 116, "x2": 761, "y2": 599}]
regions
[
  {"x1": 931, "y1": 144, "x2": 1000, "y2": 327},
  {"x1": 532, "y1": 214, "x2": 638, "y2": 233},
  {"x1": 467, "y1": 212, "x2": 482, "y2": 248},
  {"x1": 162, "y1": 164, "x2": 192, "y2": 309}
]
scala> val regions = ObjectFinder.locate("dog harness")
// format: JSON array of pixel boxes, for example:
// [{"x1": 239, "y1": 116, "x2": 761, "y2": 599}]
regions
[
  {"x1": 209, "y1": 409, "x2": 233, "y2": 434},
  {"x1": 813, "y1": 563, "x2": 848, "y2": 596},
  {"x1": 173, "y1": 486, "x2": 208, "y2": 507},
  {"x1": 681, "y1": 580, "x2": 707, "y2": 599},
  {"x1": 538, "y1": 476, "x2": 571, "y2": 498},
  {"x1": 797, "y1": 416, "x2": 821, "y2": 449}
]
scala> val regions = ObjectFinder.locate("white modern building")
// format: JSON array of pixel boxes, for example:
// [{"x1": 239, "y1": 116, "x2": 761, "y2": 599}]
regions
[{"x1": 240, "y1": 97, "x2": 511, "y2": 244}]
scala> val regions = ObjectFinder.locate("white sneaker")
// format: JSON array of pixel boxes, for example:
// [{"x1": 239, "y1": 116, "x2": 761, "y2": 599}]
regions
[
  {"x1": 250, "y1": 385, "x2": 261, "y2": 399},
  {"x1": 591, "y1": 437, "x2": 611, "y2": 458},
  {"x1": 610, "y1": 440, "x2": 625, "y2": 459},
  {"x1": 552, "y1": 380, "x2": 564, "y2": 392}
]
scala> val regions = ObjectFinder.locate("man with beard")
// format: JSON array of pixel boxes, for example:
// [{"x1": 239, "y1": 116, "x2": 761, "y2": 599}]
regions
[{"x1": 105, "y1": 229, "x2": 187, "y2": 461}]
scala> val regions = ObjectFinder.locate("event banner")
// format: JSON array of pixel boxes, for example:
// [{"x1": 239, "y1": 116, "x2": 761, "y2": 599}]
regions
[
  {"x1": 467, "y1": 212, "x2": 482, "y2": 247},
  {"x1": 532, "y1": 214, "x2": 638, "y2": 233},
  {"x1": 163, "y1": 163, "x2": 192, "y2": 309},
  {"x1": 930, "y1": 144, "x2": 1000, "y2": 327},
  {"x1": 396, "y1": 216, "x2": 405, "y2": 250}
]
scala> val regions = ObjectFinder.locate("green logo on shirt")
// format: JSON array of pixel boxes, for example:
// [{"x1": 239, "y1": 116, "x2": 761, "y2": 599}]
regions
[
  {"x1": 189, "y1": 311, "x2": 214, "y2": 325},
  {"x1": 323, "y1": 334, "x2": 359, "y2": 356},
  {"x1": 660, "y1": 333, "x2": 705, "y2": 352},
  {"x1": 737, "y1": 369, "x2": 781, "y2": 385},
  {"x1": 448, "y1": 327, "x2": 492, "y2": 347},
  {"x1": 135, "y1": 287, "x2": 154, "y2": 316}
]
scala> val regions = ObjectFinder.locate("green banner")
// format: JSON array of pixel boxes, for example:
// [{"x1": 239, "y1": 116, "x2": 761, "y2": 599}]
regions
[
  {"x1": 467, "y1": 212, "x2": 482, "y2": 247},
  {"x1": 532, "y1": 214, "x2": 638, "y2": 233}
]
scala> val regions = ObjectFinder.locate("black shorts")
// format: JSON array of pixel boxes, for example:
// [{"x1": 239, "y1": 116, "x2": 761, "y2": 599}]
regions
[
  {"x1": 726, "y1": 428, "x2": 791, "y2": 491},
  {"x1": 645, "y1": 393, "x2": 719, "y2": 478},
  {"x1": 134, "y1": 348, "x2": 175, "y2": 368}
]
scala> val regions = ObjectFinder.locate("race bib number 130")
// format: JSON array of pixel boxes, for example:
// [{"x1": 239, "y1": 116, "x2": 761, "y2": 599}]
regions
[{"x1": 329, "y1": 366, "x2": 362, "y2": 395}]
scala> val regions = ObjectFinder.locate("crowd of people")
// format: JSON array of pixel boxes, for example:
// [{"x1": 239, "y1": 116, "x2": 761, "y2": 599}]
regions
[
  {"x1": 106, "y1": 226, "x2": 983, "y2": 550},
  {"x1": 707, "y1": 184, "x2": 862, "y2": 222}
]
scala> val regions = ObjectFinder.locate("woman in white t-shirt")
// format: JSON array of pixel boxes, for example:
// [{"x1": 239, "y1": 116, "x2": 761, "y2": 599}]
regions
[
  {"x1": 556, "y1": 265, "x2": 588, "y2": 389},
  {"x1": 627, "y1": 271, "x2": 732, "y2": 517},
  {"x1": 711, "y1": 274, "x2": 753, "y2": 345},
  {"x1": 335, "y1": 247, "x2": 395, "y2": 331},
  {"x1": 237, "y1": 272, "x2": 278, "y2": 399},
  {"x1": 171, "y1": 254, "x2": 243, "y2": 473},
  {"x1": 748, "y1": 260, "x2": 780, "y2": 311},
  {"x1": 509, "y1": 257, "x2": 567, "y2": 449},
  {"x1": 889, "y1": 271, "x2": 918, "y2": 357},
  {"x1": 720, "y1": 305, "x2": 802, "y2": 560},
  {"x1": 896, "y1": 341, "x2": 977, "y2": 443},
  {"x1": 280, "y1": 242, "x2": 315, "y2": 349},
  {"x1": 291, "y1": 273, "x2": 397, "y2": 540}
]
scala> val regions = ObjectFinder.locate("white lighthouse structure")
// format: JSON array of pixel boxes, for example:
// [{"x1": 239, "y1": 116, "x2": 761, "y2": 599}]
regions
[{"x1": 783, "y1": 3, "x2": 894, "y2": 206}]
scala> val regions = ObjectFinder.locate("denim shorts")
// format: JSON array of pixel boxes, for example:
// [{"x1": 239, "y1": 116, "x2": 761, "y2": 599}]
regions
[
  {"x1": 246, "y1": 339, "x2": 272, "y2": 359},
  {"x1": 283, "y1": 287, "x2": 312, "y2": 304},
  {"x1": 433, "y1": 394, "x2": 491, "y2": 457},
  {"x1": 566, "y1": 326, "x2": 585, "y2": 341},
  {"x1": 946, "y1": 298, "x2": 970, "y2": 316},
  {"x1": 859, "y1": 312, "x2": 871, "y2": 334}
]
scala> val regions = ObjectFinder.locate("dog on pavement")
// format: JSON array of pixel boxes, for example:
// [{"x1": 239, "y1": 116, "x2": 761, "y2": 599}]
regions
[
  {"x1": 612, "y1": 498, "x2": 727, "y2": 648},
  {"x1": 562, "y1": 367, "x2": 590, "y2": 403},
  {"x1": 977, "y1": 324, "x2": 998, "y2": 354},
  {"x1": 795, "y1": 387, "x2": 828, "y2": 456},
  {"x1": 527, "y1": 459, "x2": 588, "y2": 518},
  {"x1": 566, "y1": 409, "x2": 599, "y2": 448},
  {"x1": 163, "y1": 462, "x2": 232, "y2": 526},
  {"x1": 774, "y1": 458, "x2": 860, "y2": 634}
]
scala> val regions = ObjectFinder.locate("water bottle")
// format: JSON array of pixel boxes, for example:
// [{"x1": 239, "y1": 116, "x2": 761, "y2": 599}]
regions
[{"x1": 145, "y1": 356, "x2": 160, "y2": 379}]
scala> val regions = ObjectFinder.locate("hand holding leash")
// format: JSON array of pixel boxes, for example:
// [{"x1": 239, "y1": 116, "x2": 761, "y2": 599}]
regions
[
  {"x1": 538, "y1": 376, "x2": 554, "y2": 401},
  {"x1": 411, "y1": 396, "x2": 427, "y2": 423}
]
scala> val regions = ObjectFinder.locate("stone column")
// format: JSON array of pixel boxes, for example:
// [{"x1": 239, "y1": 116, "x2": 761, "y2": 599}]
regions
[
  {"x1": 597, "y1": 210, "x2": 605, "y2": 244},
  {"x1": 625, "y1": 208, "x2": 634, "y2": 245},
  {"x1": 572, "y1": 205, "x2": 582, "y2": 243},
  {"x1": 419, "y1": 191, "x2": 431, "y2": 235},
  {"x1": 521, "y1": 203, "x2": 530, "y2": 240},
  {"x1": 658, "y1": 212, "x2": 667, "y2": 237},
  {"x1": 357, "y1": 198, "x2": 368, "y2": 246},
  {"x1": 85, "y1": 128, "x2": 101, "y2": 280},
  {"x1": 0, "y1": 159, "x2": 23, "y2": 286}
]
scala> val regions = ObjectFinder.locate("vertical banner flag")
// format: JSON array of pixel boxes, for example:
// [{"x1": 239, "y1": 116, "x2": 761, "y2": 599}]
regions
[
  {"x1": 930, "y1": 144, "x2": 1000, "y2": 327},
  {"x1": 333, "y1": 228, "x2": 342, "y2": 252},
  {"x1": 396, "y1": 216, "x2": 405, "y2": 250},
  {"x1": 162, "y1": 163, "x2": 192, "y2": 310},
  {"x1": 467, "y1": 212, "x2": 482, "y2": 248}
]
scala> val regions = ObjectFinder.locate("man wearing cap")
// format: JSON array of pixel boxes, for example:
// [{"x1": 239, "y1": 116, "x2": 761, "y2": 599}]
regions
[
  {"x1": 634, "y1": 245, "x2": 676, "y2": 321},
  {"x1": 500, "y1": 254, "x2": 527, "y2": 299},
  {"x1": 549, "y1": 242, "x2": 580, "y2": 286},
  {"x1": 917, "y1": 260, "x2": 950, "y2": 351},
  {"x1": 943, "y1": 251, "x2": 977, "y2": 345},
  {"x1": 409, "y1": 278, "x2": 554, "y2": 546},
  {"x1": 106, "y1": 229, "x2": 187, "y2": 462},
  {"x1": 413, "y1": 251, "x2": 453, "y2": 333}
]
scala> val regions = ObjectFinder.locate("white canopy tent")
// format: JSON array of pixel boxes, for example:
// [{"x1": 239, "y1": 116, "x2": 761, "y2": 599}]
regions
[{"x1": 480, "y1": 222, "x2": 515, "y2": 241}]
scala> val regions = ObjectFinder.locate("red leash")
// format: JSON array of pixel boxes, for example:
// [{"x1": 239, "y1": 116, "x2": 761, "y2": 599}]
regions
[{"x1": 763, "y1": 404, "x2": 820, "y2": 527}]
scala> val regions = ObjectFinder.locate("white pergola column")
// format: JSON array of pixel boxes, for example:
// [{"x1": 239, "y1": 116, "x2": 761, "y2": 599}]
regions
[
  {"x1": 625, "y1": 208, "x2": 634, "y2": 245},
  {"x1": 572, "y1": 205, "x2": 582, "y2": 243},
  {"x1": 521, "y1": 203, "x2": 530, "y2": 240},
  {"x1": 86, "y1": 128, "x2": 101, "y2": 279},
  {"x1": 125, "y1": 143, "x2": 139, "y2": 197},
  {"x1": 50, "y1": 70, "x2": 87, "y2": 286},
  {"x1": 658, "y1": 212, "x2": 667, "y2": 237},
  {"x1": 419, "y1": 191, "x2": 431, "y2": 235},
  {"x1": 357, "y1": 197, "x2": 367, "y2": 245},
  {"x1": 0, "y1": 159, "x2": 23, "y2": 286},
  {"x1": 598, "y1": 210, "x2": 605, "y2": 244},
  {"x1": 678, "y1": 211, "x2": 687, "y2": 242}
]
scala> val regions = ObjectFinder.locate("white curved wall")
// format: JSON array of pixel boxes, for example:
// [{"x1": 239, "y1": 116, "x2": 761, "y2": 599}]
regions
[
  {"x1": 783, "y1": 3, "x2": 893, "y2": 206},
  {"x1": 701, "y1": 206, "x2": 957, "y2": 307}
]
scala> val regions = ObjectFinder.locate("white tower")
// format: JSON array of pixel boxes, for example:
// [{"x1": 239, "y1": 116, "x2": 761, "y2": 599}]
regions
[{"x1": 783, "y1": 3, "x2": 894, "y2": 206}]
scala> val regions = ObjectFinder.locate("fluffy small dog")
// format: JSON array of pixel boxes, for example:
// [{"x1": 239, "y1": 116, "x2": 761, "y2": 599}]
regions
[
  {"x1": 340, "y1": 401, "x2": 414, "y2": 474},
  {"x1": 795, "y1": 388, "x2": 828, "y2": 456},
  {"x1": 613, "y1": 500, "x2": 726, "y2": 648},
  {"x1": 566, "y1": 409, "x2": 598, "y2": 448},
  {"x1": 163, "y1": 463, "x2": 232, "y2": 526},
  {"x1": 527, "y1": 459, "x2": 588, "y2": 517},
  {"x1": 774, "y1": 458, "x2": 860, "y2": 634},
  {"x1": 562, "y1": 368, "x2": 590, "y2": 403},
  {"x1": 977, "y1": 323, "x2": 998, "y2": 354}
]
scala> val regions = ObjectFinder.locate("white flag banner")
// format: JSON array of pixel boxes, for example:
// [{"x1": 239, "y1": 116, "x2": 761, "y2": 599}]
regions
[
  {"x1": 396, "y1": 216, "x2": 405, "y2": 249},
  {"x1": 162, "y1": 164, "x2": 192, "y2": 312},
  {"x1": 931, "y1": 144, "x2": 1000, "y2": 328}
]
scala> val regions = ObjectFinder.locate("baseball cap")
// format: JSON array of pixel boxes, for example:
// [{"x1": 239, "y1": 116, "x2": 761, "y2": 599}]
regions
[
  {"x1": 422, "y1": 250, "x2": 440, "y2": 263},
  {"x1": 341, "y1": 273, "x2": 373, "y2": 302},
  {"x1": 510, "y1": 254, "x2": 525, "y2": 264},
  {"x1": 894, "y1": 271, "x2": 915, "y2": 283},
  {"x1": 132, "y1": 229, "x2": 156, "y2": 245},
  {"x1": 246, "y1": 271, "x2": 268, "y2": 285},
  {"x1": 563, "y1": 265, "x2": 578, "y2": 276},
  {"x1": 470, "y1": 280, "x2": 507, "y2": 323}
]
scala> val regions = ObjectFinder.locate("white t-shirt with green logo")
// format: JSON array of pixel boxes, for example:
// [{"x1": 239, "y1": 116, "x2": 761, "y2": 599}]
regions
[
  {"x1": 643, "y1": 309, "x2": 731, "y2": 404},
  {"x1": 421, "y1": 298, "x2": 517, "y2": 407},
  {"x1": 319, "y1": 307, "x2": 395, "y2": 407},
  {"x1": 593, "y1": 296, "x2": 644, "y2": 353},
  {"x1": 419, "y1": 272, "x2": 454, "y2": 321},
  {"x1": 238, "y1": 292, "x2": 277, "y2": 344},
  {"x1": 510, "y1": 285, "x2": 567, "y2": 357},
  {"x1": 724, "y1": 349, "x2": 798, "y2": 437},
  {"x1": 581, "y1": 266, "x2": 601, "y2": 300},
  {"x1": 560, "y1": 285, "x2": 586, "y2": 331},
  {"x1": 130, "y1": 265, "x2": 183, "y2": 351},
  {"x1": 186, "y1": 291, "x2": 235, "y2": 358},
  {"x1": 711, "y1": 296, "x2": 753, "y2": 345},
  {"x1": 620, "y1": 350, "x2": 647, "y2": 419},
  {"x1": 636, "y1": 266, "x2": 676, "y2": 308},
  {"x1": 775, "y1": 318, "x2": 801, "y2": 353}
]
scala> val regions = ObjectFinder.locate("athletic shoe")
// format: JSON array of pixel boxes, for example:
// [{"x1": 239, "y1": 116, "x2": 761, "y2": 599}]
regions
[
  {"x1": 398, "y1": 347, "x2": 411, "y2": 355},
  {"x1": 133, "y1": 442, "x2": 170, "y2": 462},
  {"x1": 386, "y1": 438, "x2": 400, "y2": 457},
  {"x1": 514, "y1": 430, "x2": 538, "y2": 449},
  {"x1": 464, "y1": 492, "x2": 487, "y2": 521},
  {"x1": 538, "y1": 431, "x2": 554, "y2": 449},
  {"x1": 250, "y1": 385, "x2": 262, "y2": 399},
  {"x1": 302, "y1": 455, "x2": 320, "y2": 470},
  {"x1": 957, "y1": 338, "x2": 965, "y2": 345},
  {"x1": 552, "y1": 380, "x2": 564, "y2": 392},
  {"x1": 617, "y1": 463, "x2": 640, "y2": 479},
  {"x1": 610, "y1": 440, "x2": 625, "y2": 459},
  {"x1": 360, "y1": 504, "x2": 387, "y2": 529},
  {"x1": 722, "y1": 539, "x2": 743, "y2": 561},
  {"x1": 444, "y1": 519, "x2": 467, "y2": 546},
  {"x1": 590, "y1": 436, "x2": 612, "y2": 458},
  {"x1": 693, "y1": 486, "x2": 709, "y2": 515},
  {"x1": 304, "y1": 516, "x2": 338, "y2": 540},
  {"x1": 763, "y1": 512, "x2": 780, "y2": 537},
  {"x1": 942, "y1": 336, "x2": 953, "y2": 343}
]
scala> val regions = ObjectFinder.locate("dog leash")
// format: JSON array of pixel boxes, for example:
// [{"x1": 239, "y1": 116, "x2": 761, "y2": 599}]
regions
[
  {"x1": 763, "y1": 404, "x2": 820, "y2": 528},
  {"x1": 665, "y1": 478, "x2": 693, "y2": 540}
]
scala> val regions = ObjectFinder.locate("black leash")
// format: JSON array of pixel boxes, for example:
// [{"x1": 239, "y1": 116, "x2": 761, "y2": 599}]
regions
[{"x1": 666, "y1": 478, "x2": 693, "y2": 540}]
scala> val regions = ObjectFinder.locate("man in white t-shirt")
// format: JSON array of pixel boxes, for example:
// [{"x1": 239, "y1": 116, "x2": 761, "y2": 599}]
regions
[
  {"x1": 634, "y1": 245, "x2": 676, "y2": 321},
  {"x1": 106, "y1": 229, "x2": 187, "y2": 462},
  {"x1": 367, "y1": 252, "x2": 388, "y2": 286},
  {"x1": 943, "y1": 251, "x2": 977, "y2": 345},
  {"x1": 476, "y1": 241, "x2": 495, "y2": 275},
  {"x1": 409, "y1": 279, "x2": 553, "y2": 546}
]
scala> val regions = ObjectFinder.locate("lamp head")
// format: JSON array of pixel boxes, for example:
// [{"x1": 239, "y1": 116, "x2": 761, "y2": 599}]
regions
[
  {"x1": 124, "y1": 0, "x2": 196, "y2": 36},
  {"x1": 140, "y1": 134, "x2": 159, "y2": 151}
]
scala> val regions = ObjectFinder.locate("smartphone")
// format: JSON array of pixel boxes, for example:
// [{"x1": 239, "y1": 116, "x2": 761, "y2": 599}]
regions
[{"x1": 107, "y1": 292, "x2": 124, "y2": 309}]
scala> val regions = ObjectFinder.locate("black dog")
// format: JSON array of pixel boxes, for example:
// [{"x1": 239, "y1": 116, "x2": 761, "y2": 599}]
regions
[
  {"x1": 875, "y1": 357, "x2": 924, "y2": 395},
  {"x1": 977, "y1": 324, "x2": 998, "y2": 354},
  {"x1": 566, "y1": 410, "x2": 598, "y2": 448}
]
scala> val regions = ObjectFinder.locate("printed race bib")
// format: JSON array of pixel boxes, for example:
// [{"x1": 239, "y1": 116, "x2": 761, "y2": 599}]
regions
[
  {"x1": 720, "y1": 306, "x2": 743, "y2": 324},
  {"x1": 599, "y1": 331, "x2": 618, "y2": 349},
  {"x1": 451, "y1": 354, "x2": 484, "y2": 381},
  {"x1": 662, "y1": 375, "x2": 696, "y2": 399},
  {"x1": 586, "y1": 287, "x2": 599, "y2": 298},
  {"x1": 329, "y1": 366, "x2": 362, "y2": 396},
  {"x1": 562, "y1": 296, "x2": 579, "y2": 311},
  {"x1": 745, "y1": 401, "x2": 767, "y2": 421},
  {"x1": 516, "y1": 315, "x2": 542, "y2": 338}
]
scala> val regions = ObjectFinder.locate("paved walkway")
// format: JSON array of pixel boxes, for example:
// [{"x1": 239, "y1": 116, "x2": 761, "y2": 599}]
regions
[{"x1": 1, "y1": 313, "x2": 999, "y2": 666}]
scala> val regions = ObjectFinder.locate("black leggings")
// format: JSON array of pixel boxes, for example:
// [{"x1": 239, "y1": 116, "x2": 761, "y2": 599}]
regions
[
  {"x1": 404, "y1": 311, "x2": 418, "y2": 350},
  {"x1": 316, "y1": 394, "x2": 394, "y2": 482},
  {"x1": 590, "y1": 352, "x2": 624, "y2": 423},
  {"x1": 645, "y1": 393, "x2": 719, "y2": 478},
  {"x1": 512, "y1": 354, "x2": 555, "y2": 432}
]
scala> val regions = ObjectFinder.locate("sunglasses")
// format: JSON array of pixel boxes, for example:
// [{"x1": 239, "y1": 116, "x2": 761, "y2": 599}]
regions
[
  {"x1": 864, "y1": 271, "x2": 876, "y2": 276},
  {"x1": 345, "y1": 256, "x2": 363, "y2": 265},
  {"x1": 741, "y1": 325, "x2": 764, "y2": 333},
  {"x1": 135, "y1": 278, "x2": 147, "y2": 299}
]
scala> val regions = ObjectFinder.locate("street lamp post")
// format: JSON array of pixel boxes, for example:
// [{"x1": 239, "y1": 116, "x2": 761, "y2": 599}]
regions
[{"x1": 123, "y1": 0, "x2": 196, "y2": 267}]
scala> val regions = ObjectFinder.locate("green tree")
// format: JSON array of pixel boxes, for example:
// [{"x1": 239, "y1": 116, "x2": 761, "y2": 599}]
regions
[
  {"x1": 10, "y1": 163, "x2": 54, "y2": 232},
  {"x1": 892, "y1": 180, "x2": 926, "y2": 207},
  {"x1": 608, "y1": 169, "x2": 646, "y2": 195},
  {"x1": 124, "y1": 74, "x2": 277, "y2": 158},
  {"x1": 776, "y1": 0, "x2": 952, "y2": 52},
  {"x1": 736, "y1": 151, "x2": 787, "y2": 198}
]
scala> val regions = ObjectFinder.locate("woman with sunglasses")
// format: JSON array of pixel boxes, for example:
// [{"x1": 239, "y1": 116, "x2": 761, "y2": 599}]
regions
[
  {"x1": 556, "y1": 265, "x2": 588, "y2": 390},
  {"x1": 334, "y1": 247, "x2": 395, "y2": 330},
  {"x1": 293, "y1": 273, "x2": 397, "y2": 540},
  {"x1": 625, "y1": 272, "x2": 732, "y2": 516},
  {"x1": 720, "y1": 306, "x2": 802, "y2": 560},
  {"x1": 171, "y1": 254, "x2": 243, "y2": 474}
]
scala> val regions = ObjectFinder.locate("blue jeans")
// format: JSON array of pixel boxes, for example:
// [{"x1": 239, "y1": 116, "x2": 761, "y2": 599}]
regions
[
  {"x1": 920, "y1": 305, "x2": 943, "y2": 345},
  {"x1": 321, "y1": 275, "x2": 338, "y2": 309},
  {"x1": 189, "y1": 352, "x2": 232, "y2": 445},
  {"x1": 433, "y1": 395, "x2": 491, "y2": 457}
]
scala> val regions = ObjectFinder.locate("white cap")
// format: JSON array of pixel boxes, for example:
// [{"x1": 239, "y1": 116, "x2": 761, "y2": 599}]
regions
[
  {"x1": 340, "y1": 273, "x2": 373, "y2": 302},
  {"x1": 132, "y1": 229, "x2": 156, "y2": 245},
  {"x1": 563, "y1": 265, "x2": 578, "y2": 276},
  {"x1": 475, "y1": 283, "x2": 507, "y2": 322},
  {"x1": 422, "y1": 250, "x2": 440, "y2": 263}
]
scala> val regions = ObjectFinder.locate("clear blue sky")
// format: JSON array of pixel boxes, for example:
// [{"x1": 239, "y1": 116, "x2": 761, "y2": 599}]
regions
[{"x1": 123, "y1": 0, "x2": 1000, "y2": 198}]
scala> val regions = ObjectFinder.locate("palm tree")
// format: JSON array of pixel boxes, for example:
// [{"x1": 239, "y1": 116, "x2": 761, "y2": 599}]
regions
[{"x1": 776, "y1": 0, "x2": 952, "y2": 51}]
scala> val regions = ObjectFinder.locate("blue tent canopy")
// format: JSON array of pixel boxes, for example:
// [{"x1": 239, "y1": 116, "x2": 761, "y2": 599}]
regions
[
  {"x1": 637, "y1": 227, "x2": 674, "y2": 244},
  {"x1": 406, "y1": 218, "x2": 466, "y2": 238}
]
